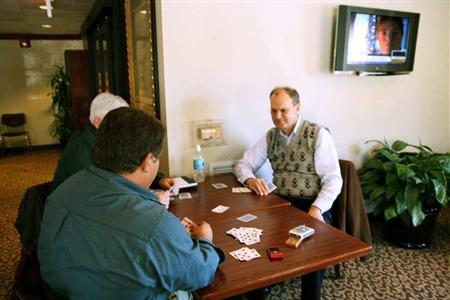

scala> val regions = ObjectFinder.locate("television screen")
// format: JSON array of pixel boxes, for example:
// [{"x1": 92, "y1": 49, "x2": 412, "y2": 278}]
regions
[{"x1": 333, "y1": 6, "x2": 420, "y2": 75}]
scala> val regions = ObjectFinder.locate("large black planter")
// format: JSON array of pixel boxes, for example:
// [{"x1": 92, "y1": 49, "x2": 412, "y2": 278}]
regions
[{"x1": 383, "y1": 206, "x2": 441, "y2": 249}]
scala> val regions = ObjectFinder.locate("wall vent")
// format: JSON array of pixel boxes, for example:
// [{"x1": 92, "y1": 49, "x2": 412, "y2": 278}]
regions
[{"x1": 209, "y1": 160, "x2": 238, "y2": 175}]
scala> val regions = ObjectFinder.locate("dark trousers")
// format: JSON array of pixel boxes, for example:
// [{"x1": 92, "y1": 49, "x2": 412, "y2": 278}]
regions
[{"x1": 282, "y1": 196, "x2": 332, "y2": 300}]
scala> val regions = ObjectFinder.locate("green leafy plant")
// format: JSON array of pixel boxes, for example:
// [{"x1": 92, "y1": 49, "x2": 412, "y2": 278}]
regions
[
  {"x1": 359, "y1": 140, "x2": 450, "y2": 227},
  {"x1": 48, "y1": 65, "x2": 71, "y2": 144}
]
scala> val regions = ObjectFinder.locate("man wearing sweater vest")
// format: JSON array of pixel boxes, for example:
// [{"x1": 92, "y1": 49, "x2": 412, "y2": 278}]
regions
[{"x1": 234, "y1": 86, "x2": 343, "y2": 300}]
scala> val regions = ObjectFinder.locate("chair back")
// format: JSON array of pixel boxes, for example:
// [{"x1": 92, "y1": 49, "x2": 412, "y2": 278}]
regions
[
  {"x1": 12, "y1": 182, "x2": 64, "y2": 300},
  {"x1": 1, "y1": 113, "x2": 31, "y2": 155},
  {"x1": 332, "y1": 160, "x2": 372, "y2": 245},
  {"x1": 2, "y1": 113, "x2": 26, "y2": 127}
]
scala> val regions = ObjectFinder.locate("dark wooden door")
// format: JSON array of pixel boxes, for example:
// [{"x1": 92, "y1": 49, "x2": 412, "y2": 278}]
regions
[{"x1": 65, "y1": 50, "x2": 92, "y2": 132}]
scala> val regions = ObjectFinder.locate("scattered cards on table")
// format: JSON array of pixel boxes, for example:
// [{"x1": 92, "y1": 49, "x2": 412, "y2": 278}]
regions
[
  {"x1": 232, "y1": 187, "x2": 252, "y2": 193},
  {"x1": 237, "y1": 213, "x2": 258, "y2": 223},
  {"x1": 181, "y1": 217, "x2": 195, "y2": 235},
  {"x1": 211, "y1": 205, "x2": 230, "y2": 213},
  {"x1": 226, "y1": 227, "x2": 263, "y2": 245},
  {"x1": 178, "y1": 192, "x2": 192, "y2": 200},
  {"x1": 229, "y1": 247, "x2": 261, "y2": 261},
  {"x1": 212, "y1": 183, "x2": 228, "y2": 189}
]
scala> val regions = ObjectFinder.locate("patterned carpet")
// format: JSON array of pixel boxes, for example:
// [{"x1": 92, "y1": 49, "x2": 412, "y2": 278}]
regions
[
  {"x1": 268, "y1": 208, "x2": 450, "y2": 300},
  {"x1": 0, "y1": 149, "x2": 61, "y2": 300},
  {"x1": 0, "y1": 149, "x2": 449, "y2": 300}
]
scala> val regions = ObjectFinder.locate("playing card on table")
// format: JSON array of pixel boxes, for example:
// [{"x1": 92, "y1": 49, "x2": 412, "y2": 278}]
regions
[
  {"x1": 232, "y1": 187, "x2": 252, "y2": 193},
  {"x1": 178, "y1": 192, "x2": 192, "y2": 200},
  {"x1": 226, "y1": 227, "x2": 263, "y2": 245},
  {"x1": 237, "y1": 213, "x2": 257, "y2": 223},
  {"x1": 212, "y1": 183, "x2": 228, "y2": 189},
  {"x1": 211, "y1": 205, "x2": 230, "y2": 213},
  {"x1": 229, "y1": 247, "x2": 261, "y2": 261}
]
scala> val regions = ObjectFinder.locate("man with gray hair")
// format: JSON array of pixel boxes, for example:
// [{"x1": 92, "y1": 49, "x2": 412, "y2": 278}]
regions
[
  {"x1": 52, "y1": 92, "x2": 128, "y2": 190},
  {"x1": 52, "y1": 92, "x2": 174, "y2": 197}
]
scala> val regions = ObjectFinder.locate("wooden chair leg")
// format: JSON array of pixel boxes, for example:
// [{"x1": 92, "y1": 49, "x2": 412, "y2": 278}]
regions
[{"x1": 334, "y1": 263, "x2": 342, "y2": 278}]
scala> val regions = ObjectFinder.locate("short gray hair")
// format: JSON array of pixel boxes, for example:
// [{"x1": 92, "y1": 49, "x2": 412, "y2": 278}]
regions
[
  {"x1": 269, "y1": 86, "x2": 300, "y2": 105},
  {"x1": 89, "y1": 92, "x2": 129, "y2": 124}
]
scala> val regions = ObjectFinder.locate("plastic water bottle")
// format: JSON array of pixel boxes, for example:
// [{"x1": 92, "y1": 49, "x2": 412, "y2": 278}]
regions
[{"x1": 193, "y1": 144, "x2": 205, "y2": 183}]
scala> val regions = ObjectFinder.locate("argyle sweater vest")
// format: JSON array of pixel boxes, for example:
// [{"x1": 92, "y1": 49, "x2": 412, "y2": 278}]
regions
[{"x1": 267, "y1": 120, "x2": 321, "y2": 198}]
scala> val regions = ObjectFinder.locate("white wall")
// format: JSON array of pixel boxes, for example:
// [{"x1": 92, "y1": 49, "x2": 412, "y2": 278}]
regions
[
  {"x1": 157, "y1": 0, "x2": 449, "y2": 176},
  {"x1": 0, "y1": 40, "x2": 84, "y2": 146}
]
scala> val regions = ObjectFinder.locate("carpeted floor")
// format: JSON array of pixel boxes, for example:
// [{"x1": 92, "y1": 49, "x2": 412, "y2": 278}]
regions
[
  {"x1": 0, "y1": 149, "x2": 449, "y2": 300},
  {"x1": 0, "y1": 148, "x2": 61, "y2": 300}
]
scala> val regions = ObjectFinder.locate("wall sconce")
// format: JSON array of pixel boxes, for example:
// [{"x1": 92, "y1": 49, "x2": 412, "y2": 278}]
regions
[{"x1": 19, "y1": 39, "x2": 31, "y2": 48}]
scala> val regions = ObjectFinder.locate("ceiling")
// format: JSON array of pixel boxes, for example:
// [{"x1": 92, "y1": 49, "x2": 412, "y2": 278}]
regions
[{"x1": 0, "y1": 0, "x2": 97, "y2": 35}]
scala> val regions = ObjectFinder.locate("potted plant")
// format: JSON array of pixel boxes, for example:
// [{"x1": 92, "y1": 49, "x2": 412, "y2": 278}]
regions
[
  {"x1": 48, "y1": 65, "x2": 72, "y2": 146},
  {"x1": 359, "y1": 139, "x2": 449, "y2": 249}
]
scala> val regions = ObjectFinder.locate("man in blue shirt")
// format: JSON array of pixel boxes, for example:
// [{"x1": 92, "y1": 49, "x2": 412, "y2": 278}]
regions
[{"x1": 39, "y1": 107, "x2": 223, "y2": 299}]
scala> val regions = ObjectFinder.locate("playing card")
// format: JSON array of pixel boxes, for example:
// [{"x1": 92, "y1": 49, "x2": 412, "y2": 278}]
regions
[
  {"x1": 289, "y1": 225, "x2": 315, "y2": 239},
  {"x1": 181, "y1": 217, "x2": 195, "y2": 235},
  {"x1": 169, "y1": 184, "x2": 179, "y2": 196},
  {"x1": 229, "y1": 247, "x2": 261, "y2": 261},
  {"x1": 178, "y1": 192, "x2": 192, "y2": 200},
  {"x1": 249, "y1": 249, "x2": 261, "y2": 259},
  {"x1": 237, "y1": 213, "x2": 257, "y2": 223},
  {"x1": 232, "y1": 187, "x2": 252, "y2": 193},
  {"x1": 226, "y1": 227, "x2": 263, "y2": 245},
  {"x1": 212, "y1": 183, "x2": 228, "y2": 189},
  {"x1": 211, "y1": 205, "x2": 230, "y2": 213},
  {"x1": 267, "y1": 182, "x2": 277, "y2": 193}
]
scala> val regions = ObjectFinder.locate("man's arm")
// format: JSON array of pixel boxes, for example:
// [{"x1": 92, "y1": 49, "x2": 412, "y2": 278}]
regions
[
  {"x1": 311, "y1": 128, "x2": 343, "y2": 215},
  {"x1": 234, "y1": 135, "x2": 269, "y2": 184},
  {"x1": 148, "y1": 213, "x2": 222, "y2": 292},
  {"x1": 234, "y1": 135, "x2": 271, "y2": 195}
]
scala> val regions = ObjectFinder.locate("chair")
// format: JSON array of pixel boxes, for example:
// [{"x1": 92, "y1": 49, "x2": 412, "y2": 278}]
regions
[
  {"x1": 1, "y1": 113, "x2": 32, "y2": 156},
  {"x1": 331, "y1": 160, "x2": 373, "y2": 278},
  {"x1": 12, "y1": 182, "x2": 66, "y2": 300}
]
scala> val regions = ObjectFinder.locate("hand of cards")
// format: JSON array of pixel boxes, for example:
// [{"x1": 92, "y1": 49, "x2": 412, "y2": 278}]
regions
[
  {"x1": 181, "y1": 217, "x2": 195, "y2": 235},
  {"x1": 285, "y1": 225, "x2": 315, "y2": 248}
]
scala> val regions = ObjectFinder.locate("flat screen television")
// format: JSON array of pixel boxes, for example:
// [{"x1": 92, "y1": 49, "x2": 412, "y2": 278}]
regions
[{"x1": 333, "y1": 5, "x2": 420, "y2": 75}]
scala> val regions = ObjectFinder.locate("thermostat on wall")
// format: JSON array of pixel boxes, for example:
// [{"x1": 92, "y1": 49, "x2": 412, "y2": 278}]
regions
[{"x1": 192, "y1": 119, "x2": 225, "y2": 147}]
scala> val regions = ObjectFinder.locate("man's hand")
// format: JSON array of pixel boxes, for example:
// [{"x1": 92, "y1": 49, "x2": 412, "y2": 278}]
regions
[
  {"x1": 190, "y1": 221, "x2": 213, "y2": 242},
  {"x1": 158, "y1": 177, "x2": 175, "y2": 190},
  {"x1": 308, "y1": 205, "x2": 324, "y2": 222},
  {"x1": 155, "y1": 190, "x2": 170, "y2": 209},
  {"x1": 245, "y1": 178, "x2": 270, "y2": 196}
]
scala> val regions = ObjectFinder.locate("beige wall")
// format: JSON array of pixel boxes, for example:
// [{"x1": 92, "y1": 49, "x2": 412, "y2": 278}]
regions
[
  {"x1": 157, "y1": 0, "x2": 450, "y2": 177},
  {"x1": 0, "y1": 40, "x2": 84, "y2": 147}
]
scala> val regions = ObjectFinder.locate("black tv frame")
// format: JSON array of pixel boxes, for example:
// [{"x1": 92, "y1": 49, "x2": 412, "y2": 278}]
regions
[{"x1": 333, "y1": 5, "x2": 420, "y2": 75}]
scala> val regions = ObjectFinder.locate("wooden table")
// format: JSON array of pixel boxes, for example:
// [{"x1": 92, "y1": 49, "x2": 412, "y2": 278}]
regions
[
  {"x1": 169, "y1": 174, "x2": 290, "y2": 221},
  {"x1": 169, "y1": 174, "x2": 372, "y2": 299}
]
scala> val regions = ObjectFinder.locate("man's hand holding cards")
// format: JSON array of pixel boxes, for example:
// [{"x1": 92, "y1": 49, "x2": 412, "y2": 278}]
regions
[
  {"x1": 181, "y1": 217, "x2": 195, "y2": 235},
  {"x1": 245, "y1": 178, "x2": 277, "y2": 196},
  {"x1": 181, "y1": 217, "x2": 214, "y2": 241}
]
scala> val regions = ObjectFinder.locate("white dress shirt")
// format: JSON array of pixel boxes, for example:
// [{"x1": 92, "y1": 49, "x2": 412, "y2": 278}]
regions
[{"x1": 235, "y1": 119, "x2": 343, "y2": 213}]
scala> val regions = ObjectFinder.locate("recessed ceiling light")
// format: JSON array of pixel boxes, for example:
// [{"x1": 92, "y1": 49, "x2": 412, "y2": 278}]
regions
[
  {"x1": 139, "y1": 10, "x2": 147, "y2": 14},
  {"x1": 19, "y1": 39, "x2": 31, "y2": 48},
  {"x1": 42, "y1": 24, "x2": 52, "y2": 28}
]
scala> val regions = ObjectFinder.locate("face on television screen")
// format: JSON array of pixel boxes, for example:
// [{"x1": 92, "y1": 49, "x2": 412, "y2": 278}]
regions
[{"x1": 347, "y1": 12, "x2": 410, "y2": 65}]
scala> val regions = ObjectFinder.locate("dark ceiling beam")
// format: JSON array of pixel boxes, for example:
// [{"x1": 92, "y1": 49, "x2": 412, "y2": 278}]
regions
[{"x1": 0, "y1": 34, "x2": 82, "y2": 40}]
